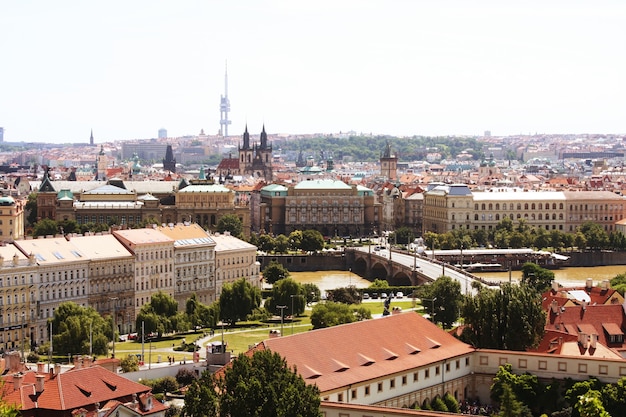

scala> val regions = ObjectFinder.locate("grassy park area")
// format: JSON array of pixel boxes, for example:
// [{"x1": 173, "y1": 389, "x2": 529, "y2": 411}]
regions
[{"x1": 109, "y1": 300, "x2": 421, "y2": 361}]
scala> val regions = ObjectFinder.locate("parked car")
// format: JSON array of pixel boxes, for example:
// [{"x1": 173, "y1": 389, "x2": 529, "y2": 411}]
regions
[
  {"x1": 371, "y1": 293, "x2": 379, "y2": 299},
  {"x1": 362, "y1": 293, "x2": 370, "y2": 299},
  {"x1": 396, "y1": 292, "x2": 404, "y2": 298},
  {"x1": 381, "y1": 293, "x2": 388, "y2": 299}
]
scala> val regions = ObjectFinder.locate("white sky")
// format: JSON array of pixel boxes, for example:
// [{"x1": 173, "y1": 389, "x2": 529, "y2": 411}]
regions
[{"x1": 2, "y1": 1, "x2": 625, "y2": 143}]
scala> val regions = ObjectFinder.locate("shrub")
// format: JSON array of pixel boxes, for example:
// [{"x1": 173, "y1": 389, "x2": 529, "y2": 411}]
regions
[
  {"x1": 176, "y1": 368, "x2": 197, "y2": 386},
  {"x1": 120, "y1": 354, "x2": 139, "y2": 373},
  {"x1": 26, "y1": 352, "x2": 40, "y2": 363}
]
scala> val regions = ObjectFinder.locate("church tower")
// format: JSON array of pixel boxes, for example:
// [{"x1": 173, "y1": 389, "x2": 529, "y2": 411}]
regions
[
  {"x1": 163, "y1": 144, "x2": 176, "y2": 173},
  {"x1": 238, "y1": 125, "x2": 254, "y2": 175},
  {"x1": 96, "y1": 145, "x2": 108, "y2": 181},
  {"x1": 380, "y1": 141, "x2": 398, "y2": 180}
]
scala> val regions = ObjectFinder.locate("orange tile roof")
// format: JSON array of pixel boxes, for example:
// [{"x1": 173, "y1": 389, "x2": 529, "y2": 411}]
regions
[
  {"x1": 1, "y1": 366, "x2": 160, "y2": 415},
  {"x1": 257, "y1": 312, "x2": 474, "y2": 393}
]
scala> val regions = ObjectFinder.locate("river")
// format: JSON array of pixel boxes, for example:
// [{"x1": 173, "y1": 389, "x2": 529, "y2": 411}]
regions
[{"x1": 290, "y1": 265, "x2": 626, "y2": 292}]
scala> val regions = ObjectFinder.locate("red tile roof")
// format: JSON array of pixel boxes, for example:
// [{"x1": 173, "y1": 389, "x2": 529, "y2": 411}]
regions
[
  {"x1": 257, "y1": 312, "x2": 474, "y2": 393},
  {"x1": 1, "y1": 365, "x2": 165, "y2": 416}
]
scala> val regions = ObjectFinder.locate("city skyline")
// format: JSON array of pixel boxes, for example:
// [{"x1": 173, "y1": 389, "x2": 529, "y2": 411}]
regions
[{"x1": 2, "y1": 1, "x2": 625, "y2": 143}]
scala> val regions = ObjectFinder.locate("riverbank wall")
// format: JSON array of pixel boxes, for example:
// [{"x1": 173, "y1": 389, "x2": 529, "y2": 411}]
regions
[
  {"x1": 258, "y1": 253, "x2": 346, "y2": 272},
  {"x1": 566, "y1": 250, "x2": 626, "y2": 267}
]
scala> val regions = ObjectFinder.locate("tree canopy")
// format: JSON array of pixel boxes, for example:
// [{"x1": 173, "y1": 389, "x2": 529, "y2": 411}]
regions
[
  {"x1": 219, "y1": 278, "x2": 261, "y2": 325},
  {"x1": 310, "y1": 301, "x2": 357, "y2": 329},
  {"x1": 419, "y1": 275, "x2": 462, "y2": 328},
  {"x1": 216, "y1": 214, "x2": 243, "y2": 237},
  {"x1": 182, "y1": 349, "x2": 321, "y2": 417},
  {"x1": 51, "y1": 302, "x2": 111, "y2": 356},
  {"x1": 136, "y1": 291, "x2": 188, "y2": 337},
  {"x1": 461, "y1": 284, "x2": 545, "y2": 350},
  {"x1": 520, "y1": 262, "x2": 555, "y2": 292},
  {"x1": 261, "y1": 261, "x2": 290, "y2": 285},
  {"x1": 264, "y1": 278, "x2": 305, "y2": 317}
]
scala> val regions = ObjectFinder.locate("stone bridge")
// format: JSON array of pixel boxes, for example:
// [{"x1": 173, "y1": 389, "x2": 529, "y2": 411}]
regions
[{"x1": 346, "y1": 249, "x2": 434, "y2": 287}]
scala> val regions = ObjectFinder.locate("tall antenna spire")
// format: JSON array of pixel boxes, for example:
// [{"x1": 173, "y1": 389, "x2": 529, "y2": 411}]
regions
[{"x1": 219, "y1": 61, "x2": 231, "y2": 137}]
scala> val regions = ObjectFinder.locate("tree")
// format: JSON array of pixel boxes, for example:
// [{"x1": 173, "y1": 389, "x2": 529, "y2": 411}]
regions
[
  {"x1": 25, "y1": 193, "x2": 38, "y2": 226},
  {"x1": 327, "y1": 286, "x2": 361, "y2": 304},
  {"x1": 288, "y1": 230, "x2": 303, "y2": 251},
  {"x1": 521, "y1": 262, "x2": 555, "y2": 292},
  {"x1": 216, "y1": 214, "x2": 243, "y2": 237},
  {"x1": 262, "y1": 261, "x2": 290, "y2": 284},
  {"x1": 576, "y1": 390, "x2": 610, "y2": 417},
  {"x1": 491, "y1": 364, "x2": 541, "y2": 413},
  {"x1": 136, "y1": 291, "x2": 179, "y2": 337},
  {"x1": 274, "y1": 234, "x2": 289, "y2": 253},
  {"x1": 301, "y1": 229, "x2": 325, "y2": 252},
  {"x1": 181, "y1": 369, "x2": 219, "y2": 417},
  {"x1": 32, "y1": 218, "x2": 59, "y2": 237},
  {"x1": 391, "y1": 226, "x2": 413, "y2": 245},
  {"x1": 51, "y1": 302, "x2": 111, "y2": 356},
  {"x1": 579, "y1": 222, "x2": 609, "y2": 250},
  {"x1": 310, "y1": 301, "x2": 355, "y2": 329},
  {"x1": 186, "y1": 294, "x2": 219, "y2": 329},
  {"x1": 461, "y1": 284, "x2": 545, "y2": 350},
  {"x1": 419, "y1": 276, "x2": 462, "y2": 328},
  {"x1": 219, "y1": 278, "x2": 261, "y2": 325},
  {"x1": 369, "y1": 279, "x2": 390, "y2": 289},
  {"x1": 184, "y1": 349, "x2": 321, "y2": 417},
  {"x1": 497, "y1": 383, "x2": 527, "y2": 417},
  {"x1": 120, "y1": 354, "x2": 140, "y2": 372},
  {"x1": 264, "y1": 278, "x2": 305, "y2": 317},
  {"x1": 257, "y1": 234, "x2": 276, "y2": 252},
  {"x1": 303, "y1": 282, "x2": 321, "y2": 305}
]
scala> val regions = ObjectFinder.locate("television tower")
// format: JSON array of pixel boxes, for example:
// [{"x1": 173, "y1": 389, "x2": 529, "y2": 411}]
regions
[{"x1": 219, "y1": 62, "x2": 231, "y2": 137}]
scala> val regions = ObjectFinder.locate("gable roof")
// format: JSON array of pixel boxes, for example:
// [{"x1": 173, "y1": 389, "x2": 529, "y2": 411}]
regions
[
  {"x1": 256, "y1": 312, "x2": 473, "y2": 393},
  {"x1": 1, "y1": 366, "x2": 158, "y2": 414}
]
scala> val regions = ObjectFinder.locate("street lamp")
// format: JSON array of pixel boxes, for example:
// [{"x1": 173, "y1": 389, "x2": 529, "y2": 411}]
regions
[
  {"x1": 290, "y1": 295, "x2": 296, "y2": 335},
  {"x1": 109, "y1": 297, "x2": 119, "y2": 358},
  {"x1": 276, "y1": 305, "x2": 287, "y2": 336},
  {"x1": 21, "y1": 312, "x2": 25, "y2": 363}
]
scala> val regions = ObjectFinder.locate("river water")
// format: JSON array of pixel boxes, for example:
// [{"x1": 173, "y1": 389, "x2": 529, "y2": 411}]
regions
[{"x1": 290, "y1": 265, "x2": 626, "y2": 292}]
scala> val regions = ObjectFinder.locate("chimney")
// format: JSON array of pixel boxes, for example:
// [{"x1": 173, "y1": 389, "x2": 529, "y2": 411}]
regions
[
  {"x1": 551, "y1": 300, "x2": 558, "y2": 313},
  {"x1": 590, "y1": 333, "x2": 598, "y2": 349},
  {"x1": 35, "y1": 374, "x2": 45, "y2": 393},
  {"x1": 37, "y1": 362, "x2": 45, "y2": 373},
  {"x1": 54, "y1": 364, "x2": 61, "y2": 376},
  {"x1": 602, "y1": 280, "x2": 610, "y2": 290},
  {"x1": 586, "y1": 278, "x2": 593, "y2": 290},
  {"x1": 74, "y1": 356, "x2": 81, "y2": 369},
  {"x1": 551, "y1": 280, "x2": 559, "y2": 292},
  {"x1": 12, "y1": 373, "x2": 23, "y2": 390}
]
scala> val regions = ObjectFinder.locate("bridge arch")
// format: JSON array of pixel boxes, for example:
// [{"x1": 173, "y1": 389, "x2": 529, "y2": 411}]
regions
[
  {"x1": 370, "y1": 261, "x2": 389, "y2": 280},
  {"x1": 389, "y1": 272, "x2": 411, "y2": 286}
]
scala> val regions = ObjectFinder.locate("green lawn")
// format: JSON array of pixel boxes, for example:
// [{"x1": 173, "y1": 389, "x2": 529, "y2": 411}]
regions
[{"x1": 107, "y1": 300, "x2": 426, "y2": 360}]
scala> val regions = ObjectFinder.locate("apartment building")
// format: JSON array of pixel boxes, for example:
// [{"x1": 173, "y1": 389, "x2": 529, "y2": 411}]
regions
[
  {"x1": 71, "y1": 234, "x2": 135, "y2": 334},
  {"x1": 156, "y1": 223, "x2": 216, "y2": 308},
  {"x1": 14, "y1": 237, "x2": 90, "y2": 346},
  {"x1": 212, "y1": 232, "x2": 260, "y2": 298},
  {"x1": 112, "y1": 228, "x2": 175, "y2": 316},
  {"x1": 0, "y1": 246, "x2": 37, "y2": 353},
  {"x1": 0, "y1": 196, "x2": 24, "y2": 241},
  {"x1": 423, "y1": 185, "x2": 626, "y2": 234}
]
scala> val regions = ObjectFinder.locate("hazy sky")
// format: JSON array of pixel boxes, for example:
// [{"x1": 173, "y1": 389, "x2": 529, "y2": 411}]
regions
[{"x1": 2, "y1": 1, "x2": 625, "y2": 143}]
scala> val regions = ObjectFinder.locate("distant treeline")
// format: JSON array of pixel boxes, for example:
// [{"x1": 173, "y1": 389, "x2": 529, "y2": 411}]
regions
[{"x1": 275, "y1": 135, "x2": 486, "y2": 163}]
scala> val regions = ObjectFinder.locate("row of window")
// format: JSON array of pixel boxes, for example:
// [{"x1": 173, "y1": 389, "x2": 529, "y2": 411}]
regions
[
  {"x1": 330, "y1": 357, "x2": 471, "y2": 402},
  {"x1": 76, "y1": 215, "x2": 140, "y2": 225}
]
